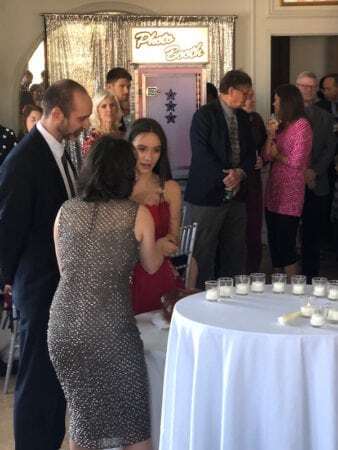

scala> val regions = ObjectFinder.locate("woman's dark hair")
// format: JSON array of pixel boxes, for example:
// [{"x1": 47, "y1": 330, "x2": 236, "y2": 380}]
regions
[
  {"x1": 127, "y1": 118, "x2": 172, "y2": 184},
  {"x1": 77, "y1": 136, "x2": 136, "y2": 202},
  {"x1": 21, "y1": 104, "x2": 43, "y2": 133},
  {"x1": 274, "y1": 84, "x2": 307, "y2": 129}
]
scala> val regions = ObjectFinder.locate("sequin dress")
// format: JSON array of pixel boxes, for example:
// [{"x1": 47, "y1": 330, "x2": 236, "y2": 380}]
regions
[{"x1": 48, "y1": 198, "x2": 150, "y2": 448}]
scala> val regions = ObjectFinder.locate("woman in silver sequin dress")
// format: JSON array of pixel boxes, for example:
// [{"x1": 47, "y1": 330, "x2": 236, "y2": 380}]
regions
[{"x1": 48, "y1": 136, "x2": 163, "y2": 450}]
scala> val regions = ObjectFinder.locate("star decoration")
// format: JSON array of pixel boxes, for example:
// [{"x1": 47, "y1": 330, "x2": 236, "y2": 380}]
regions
[
  {"x1": 165, "y1": 112, "x2": 177, "y2": 124},
  {"x1": 165, "y1": 89, "x2": 177, "y2": 101},
  {"x1": 165, "y1": 102, "x2": 177, "y2": 112}
]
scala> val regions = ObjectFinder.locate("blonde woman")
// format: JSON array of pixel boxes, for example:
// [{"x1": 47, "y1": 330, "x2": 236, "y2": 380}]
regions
[{"x1": 82, "y1": 90, "x2": 122, "y2": 156}]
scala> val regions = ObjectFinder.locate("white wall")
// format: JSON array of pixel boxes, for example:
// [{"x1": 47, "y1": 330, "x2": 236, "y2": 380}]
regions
[{"x1": 289, "y1": 36, "x2": 338, "y2": 83}]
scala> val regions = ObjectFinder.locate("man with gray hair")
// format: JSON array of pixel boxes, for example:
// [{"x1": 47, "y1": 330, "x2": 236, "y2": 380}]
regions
[
  {"x1": 296, "y1": 71, "x2": 335, "y2": 281},
  {"x1": 0, "y1": 79, "x2": 92, "y2": 450}
]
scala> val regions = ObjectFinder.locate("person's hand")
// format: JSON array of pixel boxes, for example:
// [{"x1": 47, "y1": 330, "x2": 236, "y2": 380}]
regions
[
  {"x1": 305, "y1": 168, "x2": 316, "y2": 189},
  {"x1": 3, "y1": 284, "x2": 12, "y2": 295},
  {"x1": 156, "y1": 236, "x2": 178, "y2": 257},
  {"x1": 2, "y1": 285, "x2": 12, "y2": 311},
  {"x1": 255, "y1": 155, "x2": 263, "y2": 170},
  {"x1": 223, "y1": 169, "x2": 242, "y2": 190},
  {"x1": 267, "y1": 118, "x2": 279, "y2": 138},
  {"x1": 269, "y1": 142, "x2": 279, "y2": 159}
]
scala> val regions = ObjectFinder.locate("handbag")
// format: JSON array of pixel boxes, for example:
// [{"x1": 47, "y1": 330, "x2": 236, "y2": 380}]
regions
[{"x1": 160, "y1": 287, "x2": 201, "y2": 322}]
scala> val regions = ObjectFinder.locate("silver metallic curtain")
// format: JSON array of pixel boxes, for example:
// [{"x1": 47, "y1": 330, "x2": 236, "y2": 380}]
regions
[{"x1": 44, "y1": 14, "x2": 236, "y2": 98}]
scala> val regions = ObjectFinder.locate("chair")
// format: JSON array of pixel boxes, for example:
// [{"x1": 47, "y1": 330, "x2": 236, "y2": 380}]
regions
[
  {"x1": 171, "y1": 222, "x2": 198, "y2": 288},
  {"x1": 3, "y1": 300, "x2": 20, "y2": 394}
]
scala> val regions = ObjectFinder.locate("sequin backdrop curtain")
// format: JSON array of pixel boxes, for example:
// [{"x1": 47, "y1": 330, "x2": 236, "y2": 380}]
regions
[{"x1": 44, "y1": 14, "x2": 236, "y2": 101}]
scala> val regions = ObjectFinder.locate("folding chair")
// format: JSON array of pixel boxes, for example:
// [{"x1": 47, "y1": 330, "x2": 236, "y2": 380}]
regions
[
  {"x1": 3, "y1": 299, "x2": 20, "y2": 394},
  {"x1": 171, "y1": 222, "x2": 198, "y2": 288}
]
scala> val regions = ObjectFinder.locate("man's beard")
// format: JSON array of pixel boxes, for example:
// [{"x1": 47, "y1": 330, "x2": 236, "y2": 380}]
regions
[{"x1": 58, "y1": 120, "x2": 82, "y2": 141}]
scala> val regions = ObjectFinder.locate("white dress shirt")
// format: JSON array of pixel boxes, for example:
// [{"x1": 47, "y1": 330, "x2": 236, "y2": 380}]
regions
[{"x1": 36, "y1": 121, "x2": 75, "y2": 199}]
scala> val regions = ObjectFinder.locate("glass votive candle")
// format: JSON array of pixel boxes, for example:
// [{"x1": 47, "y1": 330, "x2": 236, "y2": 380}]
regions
[
  {"x1": 250, "y1": 273, "x2": 266, "y2": 293},
  {"x1": 300, "y1": 296, "x2": 316, "y2": 317},
  {"x1": 310, "y1": 306, "x2": 326, "y2": 328},
  {"x1": 312, "y1": 277, "x2": 327, "y2": 297},
  {"x1": 205, "y1": 280, "x2": 218, "y2": 302},
  {"x1": 327, "y1": 280, "x2": 338, "y2": 301},
  {"x1": 326, "y1": 305, "x2": 338, "y2": 322},
  {"x1": 218, "y1": 277, "x2": 233, "y2": 301},
  {"x1": 291, "y1": 275, "x2": 306, "y2": 295},
  {"x1": 272, "y1": 273, "x2": 287, "y2": 293},
  {"x1": 235, "y1": 275, "x2": 250, "y2": 295}
]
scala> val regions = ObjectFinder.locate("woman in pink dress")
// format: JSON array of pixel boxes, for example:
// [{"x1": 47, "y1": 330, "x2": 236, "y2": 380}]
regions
[
  {"x1": 129, "y1": 118, "x2": 184, "y2": 314},
  {"x1": 82, "y1": 90, "x2": 123, "y2": 157},
  {"x1": 264, "y1": 84, "x2": 312, "y2": 278}
]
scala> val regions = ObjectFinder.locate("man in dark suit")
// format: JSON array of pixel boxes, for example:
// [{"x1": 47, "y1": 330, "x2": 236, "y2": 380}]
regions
[
  {"x1": 316, "y1": 73, "x2": 338, "y2": 252},
  {"x1": 317, "y1": 73, "x2": 338, "y2": 116},
  {"x1": 0, "y1": 79, "x2": 92, "y2": 450},
  {"x1": 185, "y1": 70, "x2": 256, "y2": 288},
  {"x1": 296, "y1": 71, "x2": 336, "y2": 282}
]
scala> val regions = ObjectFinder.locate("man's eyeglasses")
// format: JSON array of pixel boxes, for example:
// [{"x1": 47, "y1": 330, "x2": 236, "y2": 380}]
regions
[{"x1": 296, "y1": 83, "x2": 316, "y2": 90}]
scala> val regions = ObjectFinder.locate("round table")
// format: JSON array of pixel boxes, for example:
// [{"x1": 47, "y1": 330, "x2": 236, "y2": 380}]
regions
[{"x1": 159, "y1": 288, "x2": 338, "y2": 450}]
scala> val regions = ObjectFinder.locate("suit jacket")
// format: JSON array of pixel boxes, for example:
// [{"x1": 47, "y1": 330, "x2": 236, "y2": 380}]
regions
[
  {"x1": 316, "y1": 99, "x2": 334, "y2": 114},
  {"x1": 306, "y1": 104, "x2": 336, "y2": 196},
  {"x1": 185, "y1": 99, "x2": 256, "y2": 206},
  {"x1": 0, "y1": 127, "x2": 68, "y2": 316}
]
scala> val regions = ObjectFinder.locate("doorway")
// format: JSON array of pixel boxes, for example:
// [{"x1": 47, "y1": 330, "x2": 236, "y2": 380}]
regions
[{"x1": 271, "y1": 35, "x2": 338, "y2": 110}]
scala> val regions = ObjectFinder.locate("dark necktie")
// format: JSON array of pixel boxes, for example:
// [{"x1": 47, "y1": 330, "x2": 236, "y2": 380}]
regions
[
  {"x1": 61, "y1": 150, "x2": 76, "y2": 197},
  {"x1": 228, "y1": 114, "x2": 241, "y2": 167}
]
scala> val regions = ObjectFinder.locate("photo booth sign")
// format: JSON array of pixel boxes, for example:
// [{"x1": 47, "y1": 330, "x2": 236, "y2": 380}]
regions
[{"x1": 131, "y1": 27, "x2": 209, "y2": 64}]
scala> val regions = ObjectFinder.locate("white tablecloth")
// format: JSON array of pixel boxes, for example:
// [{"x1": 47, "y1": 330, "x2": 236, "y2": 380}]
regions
[
  {"x1": 159, "y1": 288, "x2": 338, "y2": 450},
  {"x1": 136, "y1": 312, "x2": 169, "y2": 450}
]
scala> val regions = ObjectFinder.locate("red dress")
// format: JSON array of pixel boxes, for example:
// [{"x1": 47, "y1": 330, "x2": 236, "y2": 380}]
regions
[{"x1": 132, "y1": 201, "x2": 184, "y2": 314}]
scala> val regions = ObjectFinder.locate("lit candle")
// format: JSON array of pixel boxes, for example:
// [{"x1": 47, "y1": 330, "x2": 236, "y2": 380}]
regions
[
  {"x1": 310, "y1": 313, "x2": 325, "y2": 327},
  {"x1": 236, "y1": 283, "x2": 249, "y2": 295},
  {"x1": 327, "y1": 309, "x2": 338, "y2": 321},
  {"x1": 206, "y1": 288, "x2": 218, "y2": 301},
  {"x1": 313, "y1": 285, "x2": 326, "y2": 297},
  {"x1": 219, "y1": 286, "x2": 233, "y2": 297},
  {"x1": 328, "y1": 288, "x2": 338, "y2": 301},
  {"x1": 251, "y1": 281, "x2": 264, "y2": 293},
  {"x1": 272, "y1": 281, "x2": 285, "y2": 293},
  {"x1": 300, "y1": 304, "x2": 315, "y2": 317},
  {"x1": 292, "y1": 284, "x2": 305, "y2": 295}
]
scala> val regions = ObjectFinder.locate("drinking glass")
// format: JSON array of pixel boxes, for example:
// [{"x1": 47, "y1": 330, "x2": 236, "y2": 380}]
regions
[
  {"x1": 235, "y1": 275, "x2": 250, "y2": 295},
  {"x1": 291, "y1": 275, "x2": 306, "y2": 295},
  {"x1": 312, "y1": 277, "x2": 327, "y2": 297},
  {"x1": 327, "y1": 280, "x2": 338, "y2": 301},
  {"x1": 250, "y1": 273, "x2": 265, "y2": 293},
  {"x1": 205, "y1": 280, "x2": 218, "y2": 302},
  {"x1": 272, "y1": 273, "x2": 287, "y2": 294},
  {"x1": 218, "y1": 277, "x2": 233, "y2": 301}
]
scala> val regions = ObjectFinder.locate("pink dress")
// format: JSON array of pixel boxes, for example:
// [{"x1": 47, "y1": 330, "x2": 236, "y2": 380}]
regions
[
  {"x1": 264, "y1": 117, "x2": 312, "y2": 217},
  {"x1": 132, "y1": 201, "x2": 184, "y2": 314}
]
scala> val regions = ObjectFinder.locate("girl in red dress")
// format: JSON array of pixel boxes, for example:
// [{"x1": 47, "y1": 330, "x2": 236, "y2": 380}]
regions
[{"x1": 129, "y1": 118, "x2": 184, "y2": 314}]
